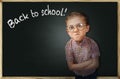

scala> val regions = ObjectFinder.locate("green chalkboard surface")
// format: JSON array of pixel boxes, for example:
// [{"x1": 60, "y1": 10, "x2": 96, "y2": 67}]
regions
[{"x1": 3, "y1": 2, "x2": 117, "y2": 76}]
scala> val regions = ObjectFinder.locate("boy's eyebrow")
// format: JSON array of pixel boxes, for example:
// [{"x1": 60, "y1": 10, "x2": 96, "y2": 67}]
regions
[
  {"x1": 67, "y1": 25, "x2": 74, "y2": 27},
  {"x1": 68, "y1": 23, "x2": 85, "y2": 27}
]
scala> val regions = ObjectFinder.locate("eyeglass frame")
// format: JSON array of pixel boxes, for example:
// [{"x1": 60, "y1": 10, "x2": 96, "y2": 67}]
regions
[{"x1": 66, "y1": 23, "x2": 87, "y2": 32}]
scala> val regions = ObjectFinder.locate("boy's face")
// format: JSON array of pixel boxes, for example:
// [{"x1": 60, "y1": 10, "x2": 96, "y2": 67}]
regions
[{"x1": 66, "y1": 16, "x2": 89, "y2": 42}]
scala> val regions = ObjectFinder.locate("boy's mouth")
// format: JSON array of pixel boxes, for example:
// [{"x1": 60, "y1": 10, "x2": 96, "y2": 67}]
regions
[{"x1": 74, "y1": 33, "x2": 80, "y2": 35}]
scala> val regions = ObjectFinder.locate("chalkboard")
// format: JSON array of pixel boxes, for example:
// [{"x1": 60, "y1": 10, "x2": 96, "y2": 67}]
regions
[{"x1": 3, "y1": 2, "x2": 117, "y2": 76}]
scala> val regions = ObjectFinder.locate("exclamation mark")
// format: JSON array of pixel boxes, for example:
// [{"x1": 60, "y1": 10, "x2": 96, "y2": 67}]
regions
[
  {"x1": 64, "y1": 8, "x2": 67, "y2": 16},
  {"x1": 61, "y1": 8, "x2": 68, "y2": 16}
]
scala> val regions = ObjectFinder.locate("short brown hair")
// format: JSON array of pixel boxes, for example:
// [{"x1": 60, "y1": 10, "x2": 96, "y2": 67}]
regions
[{"x1": 65, "y1": 11, "x2": 89, "y2": 25}]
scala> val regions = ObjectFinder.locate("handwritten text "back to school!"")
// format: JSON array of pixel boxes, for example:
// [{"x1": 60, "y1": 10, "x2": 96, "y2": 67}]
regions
[{"x1": 7, "y1": 5, "x2": 68, "y2": 28}]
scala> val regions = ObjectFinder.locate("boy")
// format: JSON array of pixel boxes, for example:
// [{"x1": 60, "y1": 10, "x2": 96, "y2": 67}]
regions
[{"x1": 65, "y1": 12, "x2": 100, "y2": 79}]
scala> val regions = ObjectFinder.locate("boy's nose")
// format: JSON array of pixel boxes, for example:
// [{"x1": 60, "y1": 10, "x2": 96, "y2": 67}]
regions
[{"x1": 74, "y1": 27, "x2": 79, "y2": 32}]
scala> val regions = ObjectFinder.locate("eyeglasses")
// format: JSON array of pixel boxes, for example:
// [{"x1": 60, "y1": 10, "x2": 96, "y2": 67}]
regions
[{"x1": 67, "y1": 23, "x2": 87, "y2": 32}]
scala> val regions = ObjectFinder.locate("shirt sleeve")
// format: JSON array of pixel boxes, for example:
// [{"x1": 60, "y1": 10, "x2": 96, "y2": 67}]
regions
[
  {"x1": 65, "y1": 41, "x2": 74, "y2": 62},
  {"x1": 91, "y1": 40, "x2": 100, "y2": 58}
]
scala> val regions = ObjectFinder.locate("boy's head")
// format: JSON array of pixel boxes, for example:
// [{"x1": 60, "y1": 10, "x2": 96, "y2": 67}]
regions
[{"x1": 65, "y1": 11, "x2": 90, "y2": 43}]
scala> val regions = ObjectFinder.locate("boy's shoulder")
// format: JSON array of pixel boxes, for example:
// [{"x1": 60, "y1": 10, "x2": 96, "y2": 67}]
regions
[
  {"x1": 85, "y1": 36, "x2": 98, "y2": 46},
  {"x1": 65, "y1": 37, "x2": 98, "y2": 47},
  {"x1": 85, "y1": 36, "x2": 97, "y2": 43},
  {"x1": 65, "y1": 39, "x2": 73, "y2": 48}
]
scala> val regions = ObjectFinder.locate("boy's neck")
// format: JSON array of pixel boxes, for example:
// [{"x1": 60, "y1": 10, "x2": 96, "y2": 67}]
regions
[
  {"x1": 76, "y1": 40, "x2": 83, "y2": 44},
  {"x1": 74, "y1": 36, "x2": 86, "y2": 44}
]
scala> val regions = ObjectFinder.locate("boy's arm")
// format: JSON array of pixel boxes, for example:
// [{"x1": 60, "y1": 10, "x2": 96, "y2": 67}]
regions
[
  {"x1": 67, "y1": 58, "x2": 93, "y2": 71},
  {"x1": 84, "y1": 57, "x2": 99, "y2": 70}
]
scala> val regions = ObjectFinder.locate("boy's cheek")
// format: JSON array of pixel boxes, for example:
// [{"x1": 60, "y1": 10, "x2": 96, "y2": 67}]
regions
[
  {"x1": 66, "y1": 31, "x2": 69, "y2": 35},
  {"x1": 69, "y1": 33, "x2": 74, "y2": 38},
  {"x1": 66, "y1": 30, "x2": 70, "y2": 35},
  {"x1": 67, "y1": 31, "x2": 71, "y2": 36},
  {"x1": 67, "y1": 34, "x2": 72, "y2": 38}
]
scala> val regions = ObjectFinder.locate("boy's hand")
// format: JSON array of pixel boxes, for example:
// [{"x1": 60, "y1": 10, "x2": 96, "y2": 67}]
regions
[
  {"x1": 84, "y1": 57, "x2": 99, "y2": 70},
  {"x1": 67, "y1": 58, "x2": 93, "y2": 71}
]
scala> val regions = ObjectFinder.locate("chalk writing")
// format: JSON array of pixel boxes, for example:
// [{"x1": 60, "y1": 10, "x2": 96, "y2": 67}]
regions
[
  {"x1": 41, "y1": 5, "x2": 67, "y2": 16},
  {"x1": 7, "y1": 5, "x2": 68, "y2": 28},
  {"x1": 7, "y1": 13, "x2": 29, "y2": 28}
]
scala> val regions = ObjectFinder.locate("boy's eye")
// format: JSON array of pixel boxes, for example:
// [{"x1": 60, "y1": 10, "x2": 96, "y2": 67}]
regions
[
  {"x1": 69, "y1": 25, "x2": 74, "y2": 30},
  {"x1": 77, "y1": 24, "x2": 82, "y2": 28}
]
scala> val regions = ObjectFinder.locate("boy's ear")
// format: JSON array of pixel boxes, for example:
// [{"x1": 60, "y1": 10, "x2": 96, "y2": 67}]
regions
[
  {"x1": 66, "y1": 29, "x2": 71, "y2": 36},
  {"x1": 86, "y1": 25, "x2": 90, "y2": 32},
  {"x1": 66, "y1": 29, "x2": 69, "y2": 34}
]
